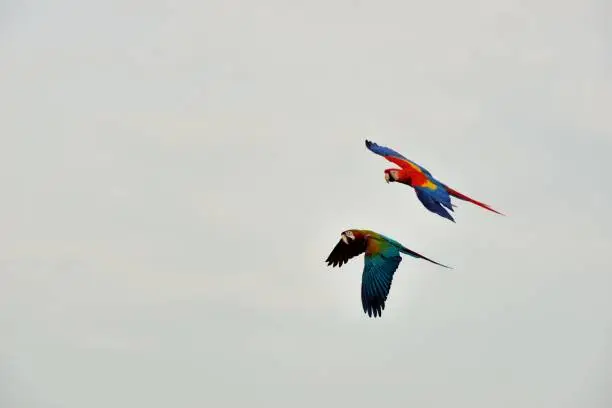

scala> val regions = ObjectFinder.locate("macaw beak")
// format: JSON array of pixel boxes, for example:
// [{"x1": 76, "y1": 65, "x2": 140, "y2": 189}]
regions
[
  {"x1": 341, "y1": 234, "x2": 349, "y2": 244},
  {"x1": 384, "y1": 172, "x2": 390, "y2": 183}
]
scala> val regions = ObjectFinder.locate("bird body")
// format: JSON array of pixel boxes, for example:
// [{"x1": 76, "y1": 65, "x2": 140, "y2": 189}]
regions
[
  {"x1": 325, "y1": 229, "x2": 449, "y2": 317},
  {"x1": 366, "y1": 140, "x2": 503, "y2": 222}
]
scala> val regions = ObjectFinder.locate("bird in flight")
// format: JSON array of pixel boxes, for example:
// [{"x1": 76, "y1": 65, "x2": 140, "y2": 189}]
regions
[
  {"x1": 325, "y1": 229, "x2": 450, "y2": 318},
  {"x1": 365, "y1": 139, "x2": 504, "y2": 222}
]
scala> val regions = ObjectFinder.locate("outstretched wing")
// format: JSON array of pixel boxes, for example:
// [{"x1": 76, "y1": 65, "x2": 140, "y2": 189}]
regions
[
  {"x1": 360, "y1": 237, "x2": 403, "y2": 318},
  {"x1": 325, "y1": 236, "x2": 367, "y2": 267},
  {"x1": 365, "y1": 140, "x2": 432, "y2": 176}
]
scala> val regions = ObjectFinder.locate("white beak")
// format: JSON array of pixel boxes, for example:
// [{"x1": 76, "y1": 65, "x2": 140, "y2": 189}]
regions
[
  {"x1": 341, "y1": 234, "x2": 349, "y2": 244},
  {"x1": 384, "y1": 172, "x2": 390, "y2": 183}
]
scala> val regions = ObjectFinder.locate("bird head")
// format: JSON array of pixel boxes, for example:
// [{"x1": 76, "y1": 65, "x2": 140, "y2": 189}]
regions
[
  {"x1": 384, "y1": 169, "x2": 399, "y2": 183},
  {"x1": 341, "y1": 230, "x2": 356, "y2": 244}
]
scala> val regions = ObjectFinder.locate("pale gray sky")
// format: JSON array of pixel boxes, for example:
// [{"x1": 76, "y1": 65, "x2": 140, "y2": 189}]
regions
[{"x1": 1, "y1": 0, "x2": 611, "y2": 407}]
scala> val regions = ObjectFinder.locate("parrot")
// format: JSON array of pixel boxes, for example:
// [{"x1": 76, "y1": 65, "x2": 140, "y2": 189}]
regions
[
  {"x1": 365, "y1": 139, "x2": 504, "y2": 222},
  {"x1": 325, "y1": 229, "x2": 450, "y2": 318}
]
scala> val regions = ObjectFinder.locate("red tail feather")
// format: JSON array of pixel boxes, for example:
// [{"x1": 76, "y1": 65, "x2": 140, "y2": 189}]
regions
[{"x1": 445, "y1": 186, "x2": 504, "y2": 215}]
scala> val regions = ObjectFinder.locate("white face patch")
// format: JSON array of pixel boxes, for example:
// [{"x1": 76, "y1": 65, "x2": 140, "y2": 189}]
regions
[{"x1": 342, "y1": 231, "x2": 355, "y2": 243}]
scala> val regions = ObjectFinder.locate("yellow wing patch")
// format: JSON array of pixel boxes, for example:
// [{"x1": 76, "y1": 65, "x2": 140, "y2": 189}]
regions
[{"x1": 420, "y1": 179, "x2": 438, "y2": 190}]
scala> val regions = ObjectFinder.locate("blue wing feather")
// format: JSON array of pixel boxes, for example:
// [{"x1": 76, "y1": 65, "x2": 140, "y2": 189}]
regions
[
  {"x1": 359, "y1": 234, "x2": 450, "y2": 317},
  {"x1": 415, "y1": 188, "x2": 455, "y2": 222},
  {"x1": 365, "y1": 140, "x2": 433, "y2": 176},
  {"x1": 361, "y1": 249, "x2": 402, "y2": 318}
]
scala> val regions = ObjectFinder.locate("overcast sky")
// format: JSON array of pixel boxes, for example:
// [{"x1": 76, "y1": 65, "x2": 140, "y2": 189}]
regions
[{"x1": 1, "y1": 0, "x2": 611, "y2": 407}]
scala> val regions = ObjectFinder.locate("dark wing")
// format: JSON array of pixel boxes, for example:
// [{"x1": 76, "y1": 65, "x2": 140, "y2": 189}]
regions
[{"x1": 325, "y1": 237, "x2": 367, "y2": 267}]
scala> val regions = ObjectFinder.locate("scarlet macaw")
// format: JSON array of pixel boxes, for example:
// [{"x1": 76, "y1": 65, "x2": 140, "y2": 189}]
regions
[
  {"x1": 325, "y1": 229, "x2": 449, "y2": 318},
  {"x1": 365, "y1": 140, "x2": 503, "y2": 222}
]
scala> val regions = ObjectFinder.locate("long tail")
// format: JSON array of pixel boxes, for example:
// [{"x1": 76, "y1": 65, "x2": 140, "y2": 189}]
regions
[
  {"x1": 399, "y1": 246, "x2": 452, "y2": 269},
  {"x1": 444, "y1": 185, "x2": 505, "y2": 215}
]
